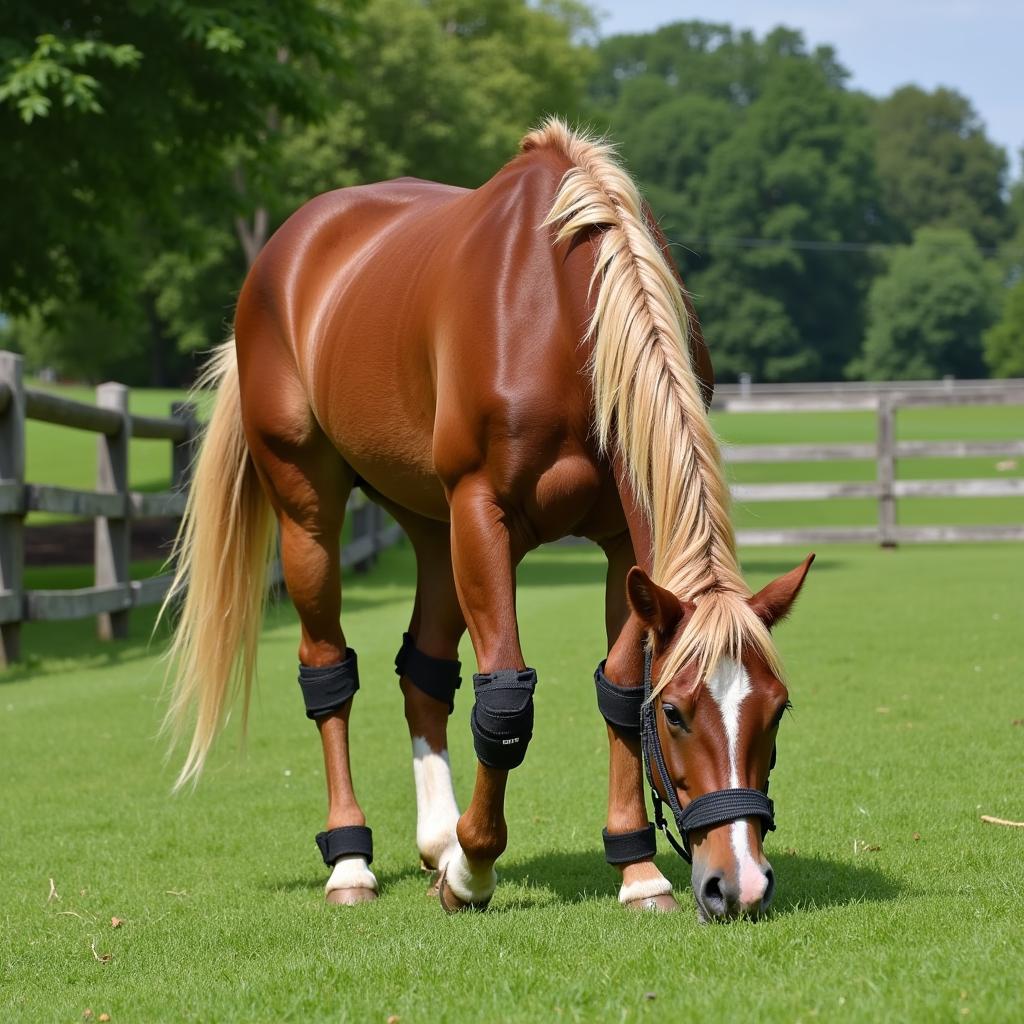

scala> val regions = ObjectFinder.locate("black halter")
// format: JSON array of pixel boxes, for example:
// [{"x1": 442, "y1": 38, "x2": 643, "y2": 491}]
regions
[{"x1": 640, "y1": 645, "x2": 776, "y2": 863}]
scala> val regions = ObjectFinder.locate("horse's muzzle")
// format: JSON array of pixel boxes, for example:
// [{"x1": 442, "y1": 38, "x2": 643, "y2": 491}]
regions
[{"x1": 693, "y1": 860, "x2": 775, "y2": 921}]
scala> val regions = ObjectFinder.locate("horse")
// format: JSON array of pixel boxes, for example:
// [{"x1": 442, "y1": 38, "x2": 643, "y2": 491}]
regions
[{"x1": 164, "y1": 119, "x2": 813, "y2": 921}]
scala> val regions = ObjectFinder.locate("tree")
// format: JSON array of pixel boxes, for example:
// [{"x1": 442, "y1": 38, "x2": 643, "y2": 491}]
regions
[
  {"x1": 984, "y1": 278, "x2": 1024, "y2": 377},
  {"x1": 1, "y1": 0, "x2": 596, "y2": 384},
  {"x1": 690, "y1": 62, "x2": 881, "y2": 381},
  {"x1": 873, "y1": 86, "x2": 1009, "y2": 249},
  {"x1": 0, "y1": 1, "x2": 347, "y2": 317},
  {"x1": 276, "y1": 0, "x2": 596, "y2": 211},
  {"x1": 588, "y1": 24, "x2": 883, "y2": 380},
  {"x1": 852, "y1": 227, "x2": 998, "y2": 380}
]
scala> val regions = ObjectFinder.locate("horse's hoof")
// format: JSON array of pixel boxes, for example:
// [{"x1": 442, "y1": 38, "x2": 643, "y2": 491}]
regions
[
  {"x1": 437, "y1": 866, "x2": 491, "y2": 914},
  {"x1": 325, "y1": 887, "x2": 377, "y2": 906},
  {"x1": 624, "y1": 892, "x2": 680, "y2": 913}
]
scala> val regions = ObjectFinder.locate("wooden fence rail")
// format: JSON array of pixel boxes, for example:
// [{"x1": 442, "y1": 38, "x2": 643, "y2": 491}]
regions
[
  {"x1": 0, "y1": 352, "x2": 401, "y2": 667},
  {"x1": 720, "y1": 380, "x2": 1024, "y2": 549}
]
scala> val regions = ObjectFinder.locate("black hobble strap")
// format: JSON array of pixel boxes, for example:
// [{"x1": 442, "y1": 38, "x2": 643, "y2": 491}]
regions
[
  {"x1": 602, "y1": 823, "x2": 657, "y2": 865},
  {"x1": 315, "y1": 825, "x2": 374, "y2": 866},
  {"x1": 394, "y1": 632, "x2": 462, "y2": 712},
  {"x1": 298, "y1": 650, "x2": 359, "y2": 720},
  {"x1": 470, "y1": 668, "x2": 538, "y2": 770},
  {"x1": 593, "y1": 659, "x2": 644, "y2": 735}
]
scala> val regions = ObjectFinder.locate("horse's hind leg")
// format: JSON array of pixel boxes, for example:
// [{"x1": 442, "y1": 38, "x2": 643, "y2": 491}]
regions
[
  {"x1": 389, "y1": 511, "x2": 466, "y2": 879},
  {"x1": 245, "y1": 397, "x2": 377, "y2": 906}
]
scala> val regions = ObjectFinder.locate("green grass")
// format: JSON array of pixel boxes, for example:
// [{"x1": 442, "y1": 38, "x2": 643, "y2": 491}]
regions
[{"x1": 3, "y1": 541, "x2": 1022, "y2": 1022}]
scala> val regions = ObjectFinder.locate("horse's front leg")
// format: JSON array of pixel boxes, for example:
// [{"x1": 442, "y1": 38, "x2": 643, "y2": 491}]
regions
[
  {"x1": 439, "y1": 477, "x2": 532, "y2": 911},
  {"x1": 600, "y1": 532, "x2": 679, "y2": 912}
]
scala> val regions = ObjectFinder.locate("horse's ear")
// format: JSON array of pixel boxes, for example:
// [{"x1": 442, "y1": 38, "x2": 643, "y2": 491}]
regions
[
  {"x1": 748, "y1": 553, "x2": 815, "y2": 629},
  {"x1": 626, "y1": 567, "x2": 684, "y2": 642}
]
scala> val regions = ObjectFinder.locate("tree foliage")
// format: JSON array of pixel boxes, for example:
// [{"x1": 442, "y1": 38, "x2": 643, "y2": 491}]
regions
[
  {"x1": 873, "y1": 86, "x2": 1009, "y2": 250},
  {"x1": 1, "y1": 8, "x2": 1020, "y2": 385},
  {"x1": 853, "y1": 228, "x2": 998, "y2": 380},
  {"x1": 589, "y1": 24, "x2": 882, "y2": 381},
  {"x1": 984, "y1": 278, "x2": 1024, "y2": 378},
  {"x1": 0, "y1": 1, "x2": 346, "y2": 318},
  {"x1": 278, "y1": 0, "x2": 595, "y2": 208}
]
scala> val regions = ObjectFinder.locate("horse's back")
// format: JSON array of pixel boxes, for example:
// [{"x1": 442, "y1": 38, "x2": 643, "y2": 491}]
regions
[
  {"x1": 234, "y1": 151, "x2": 609, "y2": 528},
  {"x1": 239, "y1": 176, "x2": 467, "y2": 368}
]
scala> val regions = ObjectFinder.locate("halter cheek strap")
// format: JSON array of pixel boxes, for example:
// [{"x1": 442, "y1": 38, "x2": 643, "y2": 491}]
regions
[{"x1": 639, "y1": 645, "x2": 776, "y2": 864}]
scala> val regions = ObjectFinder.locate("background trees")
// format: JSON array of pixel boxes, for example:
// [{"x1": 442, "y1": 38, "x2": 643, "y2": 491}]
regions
[
  {"x1": 1, "y1": 6, "x2": 1020, "y2": 384},
  {"x1": 853, "y1": 228, "x2": 998, "y2": 380},
  {"x1": 873, "y1": 86, "x2": 1009, "y2": 250}
]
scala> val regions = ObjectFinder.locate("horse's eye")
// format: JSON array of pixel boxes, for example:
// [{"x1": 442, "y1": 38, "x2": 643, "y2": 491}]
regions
[{"x1": 662, "y1": 703, "x2": 687, "y2": 730}]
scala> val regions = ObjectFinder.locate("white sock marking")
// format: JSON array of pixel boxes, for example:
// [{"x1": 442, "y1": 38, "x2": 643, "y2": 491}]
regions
[
  {"x1": 444, "y1": 845, "x2": 498, "y2": 903},
  {"x1": 706, "y1": 658, "x2": 769, "y2": 907},
  {"x1": 618, "y1": 875, "x2": 673, "y2": 904},
  {"x1": 325, "y1": 855, "x2": 377, "y2": 894},
  {"x1": 412, "y1": 737, "x2": 460, "y2": 871}
]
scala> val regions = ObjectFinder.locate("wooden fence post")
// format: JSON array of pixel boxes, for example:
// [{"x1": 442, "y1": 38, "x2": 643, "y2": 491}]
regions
[
  {"x1": 170, "y1": 400, "x2": 199, "y2": 490},
  {"x1": 95, "y1": 383, "x2": 131, "y2": 639},
  {"x1": 876, "y1": 395, "x2": 897, "y2": 548},
  {"x1": 0, "y1": 352, "x2": 25, "y2": 665}
]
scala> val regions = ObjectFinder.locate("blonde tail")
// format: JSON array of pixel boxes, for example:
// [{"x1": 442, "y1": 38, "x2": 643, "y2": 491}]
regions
[{"x1": 161, "y1": 340, "x2": 276, "y2": 789}]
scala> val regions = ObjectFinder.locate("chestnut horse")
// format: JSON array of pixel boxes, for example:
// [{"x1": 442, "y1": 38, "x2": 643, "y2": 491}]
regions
[{"x1": 164, "y1": 120, "x2": 812, "y2": 920}]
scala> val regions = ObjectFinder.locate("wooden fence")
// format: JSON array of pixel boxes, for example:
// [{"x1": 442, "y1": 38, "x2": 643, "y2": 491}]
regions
[
  {"x1": 0, "y1": 352, "x2": 400, "y2": 667},
  {"x1": 715, "y1": 380, "x2": 1024, "y2": 548},
  {"x1": 0, "y1": 351, "x2": 1020, "y2": 665}
]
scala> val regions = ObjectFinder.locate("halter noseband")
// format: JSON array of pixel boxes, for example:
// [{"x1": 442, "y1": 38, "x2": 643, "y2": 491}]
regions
[{"x1": 640, "y1": 645, "x2": 776, "y2": 864}]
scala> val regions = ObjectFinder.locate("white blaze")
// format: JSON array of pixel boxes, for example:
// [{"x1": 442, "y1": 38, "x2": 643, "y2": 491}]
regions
[{"x1": 705, "y1": 658, "x2": 769, "y2": 907}]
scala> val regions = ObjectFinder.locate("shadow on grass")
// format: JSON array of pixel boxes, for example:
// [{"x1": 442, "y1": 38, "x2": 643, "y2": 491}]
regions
[
  {"x1": 260, "y1": 848, "x2": 899, "y2": 918},
  {"x1": 498, "y1": 848, "x2": 900, "y2": 915},
  {"x1": 267, "y1": 863, "x2": 428, "y2": 895}
]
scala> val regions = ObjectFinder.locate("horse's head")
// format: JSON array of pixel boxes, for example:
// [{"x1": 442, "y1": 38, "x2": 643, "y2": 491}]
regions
[{"x1": 626, "y1": 555, "x2": 814, "y2": 921}]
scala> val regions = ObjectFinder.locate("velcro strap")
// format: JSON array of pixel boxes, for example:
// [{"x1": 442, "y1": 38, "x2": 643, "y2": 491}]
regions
[
  {"x1": 470, "y1": 668, "x2": 537, "y2": 770},
  {"x1": 678, "y1": 788, "x2": 775, "y2": 836},
  {"x1": 593, "y1": 659, "x2": 643, "y2": 735},
  {"x1": 298, "y1": 651, "x2": 359, "y2": 720},
  {"x1": 602, "y1": 823, "x2": 657, "y2": 864},
  {"x1": 315, "y1": 825, "x2": 373, "y2": 866},
  {"x1": 395, "y1": 632, "x2": 462, "y2": 712}
]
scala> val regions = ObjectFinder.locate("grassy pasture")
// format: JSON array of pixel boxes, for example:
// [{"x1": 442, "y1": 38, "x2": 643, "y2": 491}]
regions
[{"x1": 2, "y1": 540, "x2": 1022, "y2": 1022}]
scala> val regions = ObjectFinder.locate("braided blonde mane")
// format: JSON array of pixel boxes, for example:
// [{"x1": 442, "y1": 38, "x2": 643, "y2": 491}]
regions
[{"x1": 522, "y1": 119, "x2": 782, "y2": 690}]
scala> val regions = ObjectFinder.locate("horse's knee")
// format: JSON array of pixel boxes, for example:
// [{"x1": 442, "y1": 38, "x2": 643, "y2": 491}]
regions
[{"x1": 470, "y1": 667, "x2": 537, "y2": 770}]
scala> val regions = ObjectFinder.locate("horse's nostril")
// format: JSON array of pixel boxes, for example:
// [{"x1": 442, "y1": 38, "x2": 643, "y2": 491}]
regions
[
  {"x1": 761, "y1": 867, "x2": 775, "y2": 909},
  {"x1": 701, "y1": 873, "x2": 728, "y2": 917}
]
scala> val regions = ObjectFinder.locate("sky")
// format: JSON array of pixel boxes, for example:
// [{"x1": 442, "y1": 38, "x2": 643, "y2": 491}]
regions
[{"x1": 595, "y1": 1, "x2": 1023, "y2": 177}]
